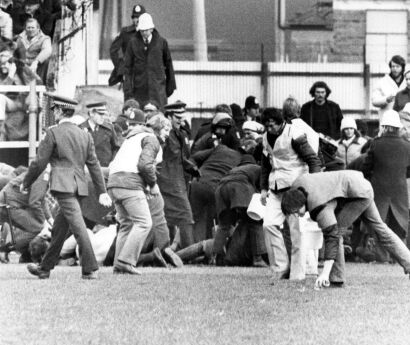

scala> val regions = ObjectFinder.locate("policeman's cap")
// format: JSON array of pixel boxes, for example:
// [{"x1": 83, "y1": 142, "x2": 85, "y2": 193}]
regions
[
  {"x1": 131, "y1": 4, "x2": 146, "y2": 18},
  {"x1": 164, "y1": 101, "x2": 186, "y2": 117},
  {"x1": 45, "y1": 92, "x2": 78, "y2": 110}
]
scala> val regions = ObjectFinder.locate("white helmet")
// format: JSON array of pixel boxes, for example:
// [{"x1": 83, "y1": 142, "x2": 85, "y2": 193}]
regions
[
  {"x1": 137, "y1": 13, "x2": 155, "y2": 31},
  {"x1": 380, "y1": 110, "x2": 403, "y2": 128}
]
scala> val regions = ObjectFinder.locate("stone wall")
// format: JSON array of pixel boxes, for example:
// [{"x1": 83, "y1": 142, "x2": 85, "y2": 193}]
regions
[{"x1": 331, "y1": 10, "x2": 366, "y2": 62}]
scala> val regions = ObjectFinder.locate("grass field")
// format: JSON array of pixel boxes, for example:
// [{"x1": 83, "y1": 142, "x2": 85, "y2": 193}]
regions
[{"x1": 1, "y1": 262, "x2": 410, "y2": 345}]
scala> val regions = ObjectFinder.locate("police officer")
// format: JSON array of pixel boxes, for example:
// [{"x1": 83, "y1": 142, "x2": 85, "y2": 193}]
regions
[
  {"x1": 80, "y1": 101, "x2": 120, "y2": 167},
  {"x1": 157, "y1": 101, "x2": 198, "y2": 249},
  {"x1": 108, "y1": 4, "x2": 146, "y2": 86},
  {"x1": 23, "y1": 93, "x2": 112, "y2": 280}
]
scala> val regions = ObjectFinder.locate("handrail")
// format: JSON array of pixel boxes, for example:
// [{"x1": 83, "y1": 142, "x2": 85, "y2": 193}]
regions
[
  {"x1": 0, "y1": 141, "x2": 40, "y2": 148},
  {"x1": 0, "y1": 85, "x2": 46, "y2": 154},
  {"x1": 0, "y1": 85, "x2": 46, "y2": 93}
]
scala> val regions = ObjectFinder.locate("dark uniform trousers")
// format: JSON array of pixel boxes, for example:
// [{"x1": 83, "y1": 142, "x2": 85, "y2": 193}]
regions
[
  {"x1": 23, "y1": 121, "x2": 106, "y2": 275},
  {"x1": 40, "y1": 192, "x2": 98, "y2": 274}
]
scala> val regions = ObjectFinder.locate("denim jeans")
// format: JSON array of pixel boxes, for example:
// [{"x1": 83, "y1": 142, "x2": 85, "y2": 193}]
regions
[
  {"x1": 108, "y1": 188, "x2": 152, "y2": 267},
  {"x1": 141, "y1": 192, "x2": 170, "y2": 253}
]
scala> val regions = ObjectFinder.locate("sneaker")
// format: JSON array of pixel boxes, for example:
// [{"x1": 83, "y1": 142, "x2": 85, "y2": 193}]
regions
[
  {"x1": 163, "y1": 247, "x2": 183, "y2": 268},
  {"x1": 114, "y1": 262, "x2": 141, "y2": 275},
  {"x1": 82, "y1": 271, "x2": 99, "y2": 280},
  {"x1": 27, "y1": 263, "x2": 50, "y2": 279}
]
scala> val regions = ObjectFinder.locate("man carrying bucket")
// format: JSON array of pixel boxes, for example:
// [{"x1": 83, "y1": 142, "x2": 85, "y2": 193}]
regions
[
  {"x1": 213, "y1": 162, "x2": 268, "y2": 267},
  {"x1": 281, "y1": 170, "x2": 410, "y2": 288},
  {"x1": 260, "y1": 108, "x2": 321, "y2": 280}
]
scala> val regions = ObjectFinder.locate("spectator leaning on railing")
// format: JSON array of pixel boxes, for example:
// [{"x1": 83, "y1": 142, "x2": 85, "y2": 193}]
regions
[
  {"x1": 15, "y1": 17, "x2": 52, "y2": 84},
  {"x1": 0, "y1": 49, "x2": 42, "y2": 141}
]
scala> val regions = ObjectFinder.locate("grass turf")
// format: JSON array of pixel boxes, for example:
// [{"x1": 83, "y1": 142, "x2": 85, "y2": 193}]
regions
[{"x1": 1, "y1": 263, "x2": 410, "y2": 345}]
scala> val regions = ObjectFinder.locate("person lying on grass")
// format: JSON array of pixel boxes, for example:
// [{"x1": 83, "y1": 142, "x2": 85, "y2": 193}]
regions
[{"x1": 281, "y1": 170, "x2": 410, "y2": 289}]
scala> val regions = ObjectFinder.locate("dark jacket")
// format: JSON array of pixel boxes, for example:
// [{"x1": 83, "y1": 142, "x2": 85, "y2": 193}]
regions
[
  {"x1": 393, "y1": 88, "x2": 410, "y2": 112},
  {"x1": 215, "y1": 164, "x2": 260, "y2": 216},
  {"x1": 192, "y1": 124, "x2": 241, "y2": 154},
  {"x1": 123, "y1": 29, "x2": 176, "y2": 109},
  {"x1": 79, "y1": 120, "x2": 120, "y2": 167},
  {"x1": 191, "y1": 144, "x2": 242, "y2": 189},
  {"x1": 23, "y1": 121, "x2": 106, "y2": 197},
  {"x1": 300, "y1": 99, "x2": 343, "y2": 140},
  {"x1": 361, "y1": 134, "x2": 410, "y2": 238},
  {"x1": 108, "y1": 25, "x2": 138, "y2": 86},
  {"x1": 157, "y1": 128, "x2": 196, "y2": 225}
]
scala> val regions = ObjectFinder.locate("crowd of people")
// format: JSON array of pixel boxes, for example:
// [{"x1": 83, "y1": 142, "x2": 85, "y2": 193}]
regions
[
  {"x1": 1, "y1": 2, "x2": 410, "y2": 289},
  {"x1": 0, "y1": 0, "x2": 78, "y2": 141}
]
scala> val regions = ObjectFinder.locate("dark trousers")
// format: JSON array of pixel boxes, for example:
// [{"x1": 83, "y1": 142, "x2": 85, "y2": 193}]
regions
[
  {"x1": 190, "y1": 181, "x2": 216, "y2": 243},
  {"x1": 40, "y1": 195, "x2": 98, "y2": 274},
  {"x1": 224, "y1": 220, "x2": 265, "y2": 266},
  {"x1": 213, "y1": 208, "x2": 265, "y2": 257}
]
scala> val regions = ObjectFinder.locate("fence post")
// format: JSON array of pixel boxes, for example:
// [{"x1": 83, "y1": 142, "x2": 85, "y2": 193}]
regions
[
  {"x1": 363, "y1": 63, "x2": 370, "y2": 118},
  {"x1": 28, "y1": 80, "x2": 38, "y2": 164},
  {"x1": 261, "y1": 43, "x2": 269, "y2": 108}
]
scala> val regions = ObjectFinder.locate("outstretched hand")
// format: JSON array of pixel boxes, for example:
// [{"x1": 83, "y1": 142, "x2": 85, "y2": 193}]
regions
[{"x1": 314, "y1": 274, "x2": 330, "y2": 290}]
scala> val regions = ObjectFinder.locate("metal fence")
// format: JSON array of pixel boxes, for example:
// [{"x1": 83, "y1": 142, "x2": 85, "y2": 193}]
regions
[{"x1": 99, "y1": 60, "x2": 390, "y2": 121}]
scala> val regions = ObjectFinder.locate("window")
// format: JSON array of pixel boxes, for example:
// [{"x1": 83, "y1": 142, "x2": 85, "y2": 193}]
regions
[{"x1": 366, "y1": 10, "x2": 407, "y2": 64}]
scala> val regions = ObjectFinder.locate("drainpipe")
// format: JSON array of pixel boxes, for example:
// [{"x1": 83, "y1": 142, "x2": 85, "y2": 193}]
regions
[{"x1": 192, "y1": 0, "x2": 208, "y2": 61}]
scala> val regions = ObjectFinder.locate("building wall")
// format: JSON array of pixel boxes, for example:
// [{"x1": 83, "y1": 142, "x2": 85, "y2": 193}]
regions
[
  {"x1": 331, "y1": 10, "x2": 366, "y2": 62},
  {"x1": 331, "y1": 0, "x2": 410, "y2": 63},
  {"x1": 288, "y1": 30, "x2": 334, "y2": 62},
  {"x1": 99, "y1": 0, "x2": 410, "y2": 63}
]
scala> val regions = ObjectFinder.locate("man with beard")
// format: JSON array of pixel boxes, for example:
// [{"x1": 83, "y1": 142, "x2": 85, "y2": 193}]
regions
[
  {"x1": 372, "y1": 55, "x2": 406, "y2": 119},
  {"x1": 300, "y1": 81, "x2": 344, "y2": 140}
]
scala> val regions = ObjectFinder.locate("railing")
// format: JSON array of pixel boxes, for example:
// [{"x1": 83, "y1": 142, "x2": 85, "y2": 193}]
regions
[
  {"x1": 98, "y1": 60, "x2": 387, "y2": 120},
  {"x1": 0, "y1": 85, "x2": 46, "y2": 154}
]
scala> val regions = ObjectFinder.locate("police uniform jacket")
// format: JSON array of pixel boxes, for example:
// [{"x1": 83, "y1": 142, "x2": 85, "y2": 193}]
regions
[
  {"x1": 23, "y1": 121, "x2": 106, "y2": 197},
  {"x1": 79, "y1": 120, "x2": 120, "y2": 167},
  {"x1": 157, "y1": 128, "x2": 195, "y2": 225},
  {"x1": 109, "y1": 25, "x2": 138, "y2": 86}
]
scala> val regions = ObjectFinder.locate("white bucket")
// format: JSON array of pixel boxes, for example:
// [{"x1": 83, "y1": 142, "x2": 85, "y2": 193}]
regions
[
  {"x1": 303, "y1": 231, "x2": 323, "y2": 250},
  {"x1": 247, "y1": 193, "x2": 266, "y2": 221},
  {"x1": 300, "y1": 213, "x2": 323, "y2": 250}
]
